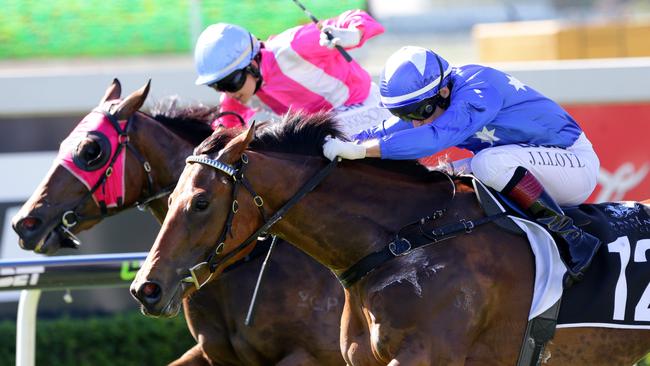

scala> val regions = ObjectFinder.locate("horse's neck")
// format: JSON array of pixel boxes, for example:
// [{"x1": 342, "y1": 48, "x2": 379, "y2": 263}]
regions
[
  {"x1": 251, "y1": 153, "x2": 454, "y2": 274},
  {"x1": 131, "y1": 114, "x2": 194, "y2": 223}
]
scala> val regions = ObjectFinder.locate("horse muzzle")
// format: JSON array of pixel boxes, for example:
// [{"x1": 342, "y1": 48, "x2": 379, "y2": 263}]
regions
[
  {"x1": 13, "y1": 213, "x2": 80, "y2": 254},
  {"x1": 130, "y1": 279, "x2": 182, "y2": 318},
  {"x1": 12, "y1": 215, "x2": 45, "y2": 251}
]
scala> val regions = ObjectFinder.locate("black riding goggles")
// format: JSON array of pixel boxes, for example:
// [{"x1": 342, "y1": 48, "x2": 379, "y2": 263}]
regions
[
  {"x1": 209, "y1": 68, "x2": 248, "y2": 93},
  {"x1": 388, "y1": 95, "x2": 441, "y2": 122}
]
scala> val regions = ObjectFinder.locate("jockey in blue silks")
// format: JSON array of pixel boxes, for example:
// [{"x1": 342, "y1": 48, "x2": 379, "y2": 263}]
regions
[{"x1": 323, "y1": 46, "x2": 601, "y2": 282}]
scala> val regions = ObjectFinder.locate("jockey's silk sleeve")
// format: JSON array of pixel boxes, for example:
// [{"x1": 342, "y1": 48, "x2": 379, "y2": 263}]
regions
[
  {"x1": 353, "y1": 116, "x2": 411, "y2": 141},
  {"x1": 379, "y1": 65, "x2": 585, "y2": 160}
]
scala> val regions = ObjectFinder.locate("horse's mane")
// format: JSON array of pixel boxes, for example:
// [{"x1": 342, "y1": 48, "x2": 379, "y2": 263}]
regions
[
  {"x1": 196, "y1": 111, "x2": 445, "y2": 181},
  {"x1": 144, "y1": 98, "x2": 216, "y2": 146}
]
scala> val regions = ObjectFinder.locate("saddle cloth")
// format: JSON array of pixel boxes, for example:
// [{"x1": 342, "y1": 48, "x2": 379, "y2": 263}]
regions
[{"x1": 473, "y1": 177, "x2": 650, "y2": 328}]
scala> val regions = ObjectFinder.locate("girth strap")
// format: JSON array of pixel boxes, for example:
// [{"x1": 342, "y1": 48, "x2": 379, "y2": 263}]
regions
[
  {"x1": 517, "y1": 299, "x2": 561, "y2": 366},
  {"x1": 338, "y1": 211, "x2": 507, "y2": 288}
]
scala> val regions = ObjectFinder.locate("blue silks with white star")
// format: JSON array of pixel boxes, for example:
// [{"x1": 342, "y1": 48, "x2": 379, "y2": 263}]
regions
[{"x1": 355, "y1": 65, "x2": 584, "y2": 160}]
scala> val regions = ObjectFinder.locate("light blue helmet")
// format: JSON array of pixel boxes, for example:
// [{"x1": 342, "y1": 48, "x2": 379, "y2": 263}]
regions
[
  {"x1": 194, "y1": 23, "x2": 261, "y2": 86},
  {"x1": 379, "y1": 46, "x2": 451, "y2": 109}
]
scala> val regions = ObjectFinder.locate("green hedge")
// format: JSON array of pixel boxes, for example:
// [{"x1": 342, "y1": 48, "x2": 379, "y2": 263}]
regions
[
  {"x1": 0, "y1": 0, "x2": 365, "y2": 59},
  {"x1": 0, "y1": 311, "x2": 195, "y2": 366},
  {"x1": 0, "y1": 311, "x2": 648, "y2": 365}
]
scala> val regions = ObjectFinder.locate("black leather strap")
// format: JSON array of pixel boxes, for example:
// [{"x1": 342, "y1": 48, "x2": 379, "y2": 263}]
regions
[{"x1": 338, "y1": 212, "x2": 507, "y2": 288}]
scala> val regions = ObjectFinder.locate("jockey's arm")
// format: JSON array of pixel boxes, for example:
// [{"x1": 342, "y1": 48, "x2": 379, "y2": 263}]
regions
[
  {"x1": 363, "y1": 140, "x2": 381, "y2": 158},
  {"x1": 292, "y1": 9, "x2": 384, "y2": 58},
  {"x1": 377, "y1": 87, "x2": 502, "y2": 159},
  {"x1": 353, "y1": 116, "x2": 412, "y2": 141},
  {"x1": 320, "y1": 9, "x2": 385, "y2": 50}
]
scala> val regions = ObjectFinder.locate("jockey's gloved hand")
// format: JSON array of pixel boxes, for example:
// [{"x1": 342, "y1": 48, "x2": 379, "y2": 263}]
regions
[
  {"x1": 319, "y1": 25, "x2": 361, "y2": 49},
  {"x1": 323, "y1": 137, "x2": 366, "y2": 161}
]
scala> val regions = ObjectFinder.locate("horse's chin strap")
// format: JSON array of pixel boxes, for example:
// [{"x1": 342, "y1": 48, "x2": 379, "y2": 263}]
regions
[
  {"x1": 57, "y1": 110, "x2": 175, "y2": 248},
  {"x1": 182, "y1": 154, "x2": 339, "y2": 290}
]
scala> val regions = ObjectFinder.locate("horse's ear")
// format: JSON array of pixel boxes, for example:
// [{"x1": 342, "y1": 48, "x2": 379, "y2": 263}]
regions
[
  {"x1": 113, "y1": 79, "x2": 151, "y2": 120},
  {"x1": 219, "y1": 122, "x2": 256, "y2": 164},
  {"x1": 100, "y1": 78, "x2": 122, "y2": 104},
  {"x1": 242, "y1": 121, "x2": 256, "y2": 148}
]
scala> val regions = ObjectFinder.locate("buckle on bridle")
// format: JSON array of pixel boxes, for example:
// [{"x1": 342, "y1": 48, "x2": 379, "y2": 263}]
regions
[
  {"x1": 389, "y1": 237, "x2": 412, "y2": 256},
  {"x1": 215, "y1": 242, "x2": 225, "y2": 255},
  {"x1": 182, "y1": 262, "x2": 214, "y2": 290},
  {"x1": 118, "y1": 134, "x2": 129, "y2": 145},
  {"x1": 254, "y1": 196, "x2": 264, "y2": 207},
  {"x1": 460, "y1": 219, "x2": 475, "y2": 233},
  {"x1": 61, "y1": 210, "x2": 78, "y2": 228}
]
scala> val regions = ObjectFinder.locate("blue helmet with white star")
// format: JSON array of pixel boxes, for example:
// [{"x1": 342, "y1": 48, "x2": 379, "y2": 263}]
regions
[
  {"x1": 194, "y1": 23, "x2": 261, "y2": 86},
  {"x1": 379, "y1": 47, "x2": 451, "y2": 109}
]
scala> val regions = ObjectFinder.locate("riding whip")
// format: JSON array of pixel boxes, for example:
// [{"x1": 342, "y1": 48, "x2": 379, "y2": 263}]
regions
[
  {"x1": 244, "y1": 235, "x2": 278, "y2": 326},
  {"x1": 290, "y1": 0, "x2": 354, "y2": 62}
]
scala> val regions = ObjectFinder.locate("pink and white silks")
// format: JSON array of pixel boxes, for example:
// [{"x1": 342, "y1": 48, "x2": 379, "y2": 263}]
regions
[{"x1": 213, "y1": 10, "x2": 391, "y2": 136}]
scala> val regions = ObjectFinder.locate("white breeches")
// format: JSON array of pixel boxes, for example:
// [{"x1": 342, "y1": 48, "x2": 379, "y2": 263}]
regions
[
  {"x1": 334, "y1": 82, "x2": 393, "y2": 138},
  {"x1": 468, "y1": 133, "x2": 600, "y2": 206}
]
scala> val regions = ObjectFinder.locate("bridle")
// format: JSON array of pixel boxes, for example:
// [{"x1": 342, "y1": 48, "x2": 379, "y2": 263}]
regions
[
  {"x1": 57, "y1": 108, "x2": 175, "y2": 247},
  {"x1": 181, "y1": 152, "x2": 338, "y2": 289}
]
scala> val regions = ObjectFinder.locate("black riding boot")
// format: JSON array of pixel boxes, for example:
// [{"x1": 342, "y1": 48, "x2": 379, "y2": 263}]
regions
[{"x1": 501, "y1": 167, "x2": 601, "y2": 284}]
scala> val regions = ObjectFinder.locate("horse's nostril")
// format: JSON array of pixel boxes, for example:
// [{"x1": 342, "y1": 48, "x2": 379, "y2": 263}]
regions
[
  {"x1": 17, "y1": 217, "x2": 41, "y2": 232},
  {"x1": 143, "y1": 282, "x2": 159, "y2": 297},
  {"x1": 138, "y1": 281, "x2": 162, "y2": 305}
]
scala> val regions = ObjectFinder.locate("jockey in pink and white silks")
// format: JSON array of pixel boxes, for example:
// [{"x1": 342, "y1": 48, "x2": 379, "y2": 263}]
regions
[
  {"x1": 193, "y1": 10, "x2": 392, "y2": 137},
  {"x1": 323, "y1": 46, "x2": 602, "y2": 284}
]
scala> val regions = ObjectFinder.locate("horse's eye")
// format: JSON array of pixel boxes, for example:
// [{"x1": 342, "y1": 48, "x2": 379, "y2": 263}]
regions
[
  {"x1": 193, "y1": 198, "x2": 209, "y2": 212},
  {"x1": 72, "y1": 132, "x2": 111, "y2": 171},
  {"x1": 81, "y1": 140, "x2": 102, "y2": 163}
]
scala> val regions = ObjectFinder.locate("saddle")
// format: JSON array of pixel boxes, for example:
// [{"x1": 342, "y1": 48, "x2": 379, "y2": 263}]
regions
[
  {"x1": 472, "y1": 174, "x2": 650, "y2": 261},
  {"x1": 471, "y1": 175, "x2": 650, "y2": 366}
]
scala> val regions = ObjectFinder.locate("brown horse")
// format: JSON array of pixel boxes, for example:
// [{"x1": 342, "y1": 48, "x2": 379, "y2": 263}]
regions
[
  {"x1": 12, "y1": 80, "x2": 343, "y2": 365},
  {"x1": 131, "y1": 114, "x2": 650, "y2": 365}
]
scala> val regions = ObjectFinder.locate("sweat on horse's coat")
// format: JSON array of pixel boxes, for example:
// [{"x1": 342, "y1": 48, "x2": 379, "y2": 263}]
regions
[{"x1": 368, "y1": 250, "x2": 446, "y2": 297}]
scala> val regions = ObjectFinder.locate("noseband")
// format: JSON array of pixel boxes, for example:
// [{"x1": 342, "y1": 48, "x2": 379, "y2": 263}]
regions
[
  {"x1": 182, "y1": 153, "x2": 338, "y2": 290},
  {"x1": 58, "y1": 108, "x2": 175, "y2": 247}
]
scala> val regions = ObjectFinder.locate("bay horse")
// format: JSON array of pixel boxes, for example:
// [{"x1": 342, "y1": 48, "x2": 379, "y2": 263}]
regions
[
  {"x1": 131, "y1": 115, "x2": 650, "y2": 365},
  {"x1": 12, "y1": 80, "x2": 343, "y2": 365}
]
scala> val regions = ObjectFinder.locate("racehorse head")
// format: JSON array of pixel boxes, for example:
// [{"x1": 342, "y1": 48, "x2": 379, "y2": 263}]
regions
[
  {"x1": 131, "y1": 114, "x2": 350, "y2": 316},
  {"x1": 11, "y1": 78, "x2": 216, "y2": 254}
]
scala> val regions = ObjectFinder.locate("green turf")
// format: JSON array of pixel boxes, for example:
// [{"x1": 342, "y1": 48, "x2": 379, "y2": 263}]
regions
[{"x1": 0, "y1": 0, "x2": 365, "y2": 59}]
